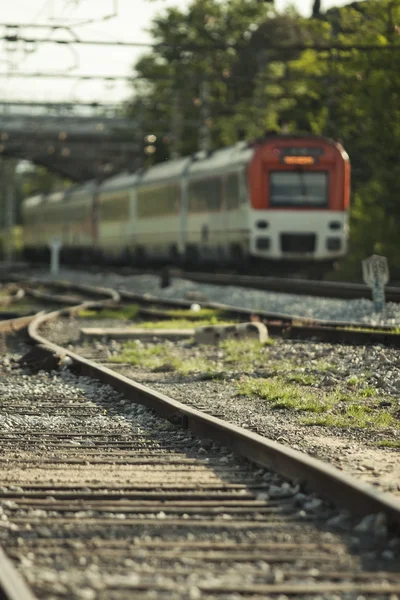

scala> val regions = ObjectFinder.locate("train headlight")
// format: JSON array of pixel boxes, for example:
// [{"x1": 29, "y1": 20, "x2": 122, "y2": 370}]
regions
[
  {"x1": 326, "y1": 237, "x2": 341, "y2": 251},
  {"x1": 256, "y1": 220, "x2": 269, "y2": 229},
  {"x1": 256, "y1": 237, "x2": 270, "y2": 250},
  {"x1": 329, "y1": 221, "x2": 342, "y2": 230}
]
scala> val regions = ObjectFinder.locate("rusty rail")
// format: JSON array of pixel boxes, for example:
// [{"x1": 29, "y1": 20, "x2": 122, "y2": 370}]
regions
[{"x1": 28, "y1": 302, "x2": 400, "y2": 529}]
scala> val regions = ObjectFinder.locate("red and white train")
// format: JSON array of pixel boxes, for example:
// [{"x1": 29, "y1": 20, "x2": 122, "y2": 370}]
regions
[{"x1": 22, "y1": 134, "x2": 351, "y2": 273}]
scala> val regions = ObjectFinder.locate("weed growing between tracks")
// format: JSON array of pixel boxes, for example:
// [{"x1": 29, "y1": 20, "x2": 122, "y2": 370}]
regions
[
  {"x1": 88, "y1": 307, "x2": 400, "y2": 434},
  {"x1": 110, "y1": 338, "x2": 272, "y2": 377},
  {"x1": 159, "y1": 308, "x2": 231, "y2": 321},
  {"x1": 237, "y1": 376, "x2": 398, "y2": 430},
  {"x1": 79, "y1": 306, "x2": 232, "y2": 325},
  {"x1": 300, "y1": 406, "x2": 395, "y2": 428},
  {"x1": 79, "y1": 304, "x2": 141, "y2": 320},
  {"x1": 140, "y1": 318, "x2": 234, "y2": 329},
  {"x1": 110, "y1": 340, "x2": 216, "y2": 376},
  {"x1": 374, "y1": 439, "x2": 400, "y2": 449}
]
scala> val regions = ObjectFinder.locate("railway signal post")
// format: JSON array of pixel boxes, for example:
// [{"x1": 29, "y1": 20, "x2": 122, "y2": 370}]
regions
[
  {"x1": 362, "y1": 254, "x2": 389, "y2": 312},
  {"x1": 49, "y1": 238, "x2": 62, "y2": 276}
]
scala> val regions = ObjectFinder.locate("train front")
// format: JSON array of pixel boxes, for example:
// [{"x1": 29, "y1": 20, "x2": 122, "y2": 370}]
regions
[{"x1": 248, "y1": 136, "x2": 350, "y2": 268}]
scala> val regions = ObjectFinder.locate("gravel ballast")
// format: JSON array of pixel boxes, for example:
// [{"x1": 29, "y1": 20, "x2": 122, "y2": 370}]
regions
[
  {"x1": 38, "y1": 313, "x2": 400, "y2": 499},
  {"x1": 31, "y1": 267, "x2": 400, "y2": 326},
  {"x1": 2, "y1": 350, "x2": 400, "y2": 598}
]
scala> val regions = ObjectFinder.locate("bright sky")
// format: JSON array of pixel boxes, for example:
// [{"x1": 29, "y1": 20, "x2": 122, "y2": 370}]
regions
[{"x1": 0, "y1": 0, "x2": 351, "y2": 105}]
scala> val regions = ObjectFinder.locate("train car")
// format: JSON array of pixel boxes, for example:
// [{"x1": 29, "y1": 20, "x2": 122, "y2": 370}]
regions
[{"x1": 21, "y1": 134, "x2": 350, "y2": 273}]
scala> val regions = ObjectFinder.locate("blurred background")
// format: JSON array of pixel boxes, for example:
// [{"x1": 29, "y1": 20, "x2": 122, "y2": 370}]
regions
[{"x1": 0, "y1": 0, "x2": 398, "y2": 279}]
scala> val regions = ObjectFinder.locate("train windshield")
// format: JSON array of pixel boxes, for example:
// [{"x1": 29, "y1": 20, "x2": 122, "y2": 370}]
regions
[{"x1": 270, "y1": 171, "x2": 328, "y2": 207}]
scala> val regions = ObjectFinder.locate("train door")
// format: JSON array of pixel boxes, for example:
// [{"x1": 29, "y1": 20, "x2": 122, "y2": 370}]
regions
[
  {"x1": 91, "y1": 186, "x2": 100, "y2": 247},
  {"x1": 201, "y1": 176, "x2": 225, "y2": 263},
  {"x1": 225, "y1": 171, "x2": 247, "y2": 263},
  {"x1": 178, "y1": 177, "x2": 187, "y2": 261},
  {"x1": 128, "y1": 186, "x2": 136, "y2": 255}
]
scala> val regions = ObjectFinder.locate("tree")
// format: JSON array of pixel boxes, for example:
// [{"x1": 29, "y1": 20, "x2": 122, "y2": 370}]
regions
[
  {"x1": 126, "y1": 0, "x2": 304, "y2": 160},
  {"x1": 128, "y1": 0, "x2": 400, "y2": 278}
]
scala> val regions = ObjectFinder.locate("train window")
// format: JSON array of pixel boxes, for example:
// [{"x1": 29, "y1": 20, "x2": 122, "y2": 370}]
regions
[
  {"x1": 226, "y1": 174, "x2": 239, "y2": 210},
  {"x1": 66, "y1": 204, "x2": 88, "y2": 223},
  {"x1": 100, "y1": 194, "x2": 130, "y2": 221},
  {"x1": 270, "y1": 172, "x2": 328, "y2": 207},
  {"x1": 240, "y1": 170, "x2": 249, "y2": 205},
  {"x1": 188, "y1": 178, "x2": 222, "y2": 213},
  {"x1": 137, "y1": 185, "x2": 179, "y2": 218}
]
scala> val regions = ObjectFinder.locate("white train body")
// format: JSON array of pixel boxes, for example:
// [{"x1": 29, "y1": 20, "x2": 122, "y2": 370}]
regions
[{"x1": 22, "y1": 135, "x2": 350, "y2": 270}]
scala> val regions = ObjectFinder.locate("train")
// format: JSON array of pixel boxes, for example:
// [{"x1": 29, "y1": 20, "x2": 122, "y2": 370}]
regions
[{"x1": 21, "y1": 134, "x2": 351, "y2": 275}]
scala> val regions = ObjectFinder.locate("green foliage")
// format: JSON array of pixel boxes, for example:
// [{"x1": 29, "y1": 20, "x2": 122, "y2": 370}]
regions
[
  {"x1": 110, "y1": 340, "x2": 214, "y2": 375},
  {"x1": 374, "y1": 439, "x2": 400, "y2": 449},
  {"x1": 139, "y1": 318, "x2": 234, "y2": 329},
  {"x1": 237, "y1": 375, "x2": 398, "y2": 429},
  {"x1": 126, "y1": 0, "x2": 400, "y2": 279},
  {"x1": 302, "y1": 405, "x2": 395, "y2": 429},
  {"x1": 219, "y1": 338, "x2": 273, "y2": 371},
  {"x1": 78, "y1": 305, "x2": 140, "y2": 320},
  {"x1": 236, "y1": 377, "x2": 333, "y2": 412},
  {"x1": 0, "y1": 162, "x2": 71, "y2": 230},
  {"x1": 126, "y1": 0, "x2": 306, "y2": 163}
]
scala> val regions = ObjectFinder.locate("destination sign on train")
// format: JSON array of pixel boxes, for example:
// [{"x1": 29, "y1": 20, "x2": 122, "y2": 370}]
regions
[{"x1": 283, "y1": 156, "x2": 315, "y2": 165}]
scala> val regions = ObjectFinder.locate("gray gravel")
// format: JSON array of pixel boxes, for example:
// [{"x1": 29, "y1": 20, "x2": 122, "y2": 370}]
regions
[
  {"x1": 2, "y1": 352, "x2": 400, "y2": 598},
  {"x1": 31, "y1": 267, "x2": 400, "y2": 326},
  {"x1": 39, "y1": 314, "x2": 400, "y2": 498}
]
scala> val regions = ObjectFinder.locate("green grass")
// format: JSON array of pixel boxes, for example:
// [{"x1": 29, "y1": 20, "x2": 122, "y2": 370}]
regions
[
  {"x1": 219, "y1": 339, "x2": 273, "y2": 371},
  {"x1": 343, "y1": 325, "x2": 400, "y2": 335},
  {"x1": 311, "y1": 359, "x2": 335, "y2": 372},
  {"x1": 139, "y1": 318, "x2": 235, "y2": 329},
  {"x1": 109, "y1": 340, "x2": 215, "y2": 375},
  {"x1": 79, "y1": 303, "x2": 233, "y2": 326},
  {"x1": 373, "y1": 439, "x2": 400, "y2": 449},
  {"x1": 358, "y1": 386, "x2": 377, "y2": 398},
  {"x1": 109, "y1": 337, "x2": 273, "y2": 377},
  {"x1": 110, "y1": 342, "x2": 166, "y2": 369},
  {"x1": 236, "y1": 375, "x2": 398, "y2": 430},
  {"x1": 286, "y1": 373, "x2": 319, "y2": 385},
  {"x1": 170, "y1": 356, "x2": 215, "y2": 376},
  {"x1": 78, "y1": 304, "x2": 140, "y2": 320},
  {"x1": 0, "y1": 301, "x2": 39, "y2": 314},
  {"x1": 301, "y1": 404, "x2": 395, "y2": 429},
  {"x1": 236, "y1": 377, "x2": 333, "y2": 413}
]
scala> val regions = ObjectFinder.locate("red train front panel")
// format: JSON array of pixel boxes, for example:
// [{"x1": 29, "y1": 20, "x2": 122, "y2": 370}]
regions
[{"x1": 247, "y1": 137, "x2": 350, "y2": 262}]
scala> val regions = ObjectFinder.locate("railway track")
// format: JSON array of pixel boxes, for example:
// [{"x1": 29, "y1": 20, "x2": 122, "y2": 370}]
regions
[
  {"x1": 6, "y1": 273, "x2": 400, "y2": 347},
  {"x1": 3, "y1": 261, "x2": 400, "y2": 302},
  {"x1": 0, "y1": 280, "x2": 399, "y2": 598},
  {"x1": 118, "y1": 288, "x2": 400, "y2": 348}
]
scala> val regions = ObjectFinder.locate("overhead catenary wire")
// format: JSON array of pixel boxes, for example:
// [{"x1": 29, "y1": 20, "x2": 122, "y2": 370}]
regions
[{"x1": 1, "y1": 27, "x2": 400, "y2": 51}]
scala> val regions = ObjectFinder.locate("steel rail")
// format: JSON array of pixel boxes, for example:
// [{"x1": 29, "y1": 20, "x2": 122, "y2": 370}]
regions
[
  {"x1": 27, "y1": 301, "x2": 400, "y2": 531},
  {"x1": 0, "y1": 280, "x2": 399, "y2": 597},
  {"x1": 119, "y1": 289, "x2": 400, "y2": 347},
  {"x1": 0, "y1": 287, "x2": 25, "y2": 307},
  {"x1": 15, "y1": 278, "x2": 120, "y2": 304},
  {"x1": 44, "y1": 263, "x2": 400, "y2": 301},
  {"x1": 0, "y1": 313, "x2": 37, "y2": 334},
  {"x1": 4, "y1": 274, "x2": 400, "y2": 344},
  {"x1": 0, "y1": 547, "x2": 37, "y2": 600},
  {"x1": 174, "y1": 270, "x2": 400, "y2": 302},
  {"x1": 0, "y1": 312, "x2": 48, "y2": 599},
  {"x1": 0, "y1": 282, "x2": 124, "y2": 599}
]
